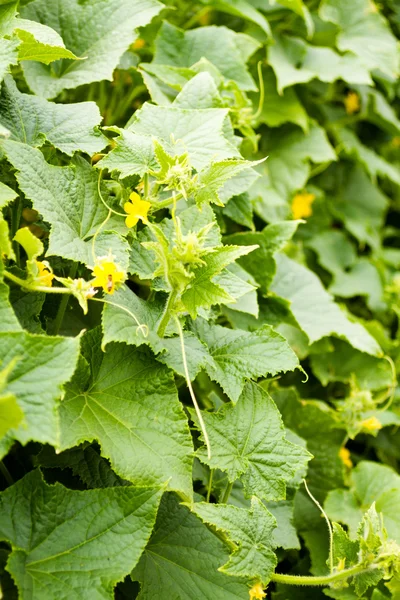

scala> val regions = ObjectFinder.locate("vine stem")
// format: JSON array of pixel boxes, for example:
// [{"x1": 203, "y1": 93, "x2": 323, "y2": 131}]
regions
[
  {"x1": 157, "y1": 289, "x2": 178, "y2": 337},
  {"x1": 174, "y1": 315, "x2": 211, "y2": 460},
  {"x1": 90, "y1": 297, "x2": 148, "y2": 338},
  {"x1": 271, "y1": 564, "x2": 368, "y2": 587},
  {"x1": 220, "y1": 481, "x2": 233, "y2": 504},
  {"x1": 303, "y1": 479, "x2": 334, "y2": 574},
  {"x1": 206, "y1": 469, "x2": 214, "y2": 503},
  {"x1": 51, "y1": 263, "x2": 78, "y2": 335},
  {"x1": 4, "y1": 271, "x2": 72, "y2": 295},
  {"x1": 0, "y1": 461, "x2": 13, "y2": 486}
]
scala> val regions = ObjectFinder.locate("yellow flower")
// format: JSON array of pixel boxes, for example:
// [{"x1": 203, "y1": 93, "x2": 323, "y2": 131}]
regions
[
  {"x1": 336, "y1": 557, "x2": 346, "y2": 571},
  {"x1": 132, "y1": 38, "x2": 145, "y2": 50},
  {"x1": 249, "y1": 583, "x2": 266, "y2": 600},
  {"x1": 339, "y1": 447, "x2": 352, "y2": 469},
  {"x1": 91, "y1": 256, "x2": 125, "y2": 295},
  {"x1": 292, "y1": 192, "x2": 316, "y2": 219},
  {"x1": 360, "y1": 416, "x2": 382, "y2": 433},
  {"x1": 35, "y1": 260, "x2": 54, "y2": 287},
  {"x1": 124, "y1": 192, "x2": 151, "y2": 228},
  {"x1": 344, "y1": 91, "x2": 360, "y2": 115}
]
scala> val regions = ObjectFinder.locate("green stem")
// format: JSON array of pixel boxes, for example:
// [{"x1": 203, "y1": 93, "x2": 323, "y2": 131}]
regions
[
  {"x1": 271, "y1": 564, "x2": 369, "y2": 587},
  {"x1": 4, "y1": 271, "x2": 72, "y2": 295},
  {"x1": 143, "y1": 173, "x2": 150, "y2": 200},
  {"x1": 0, "y1": 461, "x2": 13, "y2": 486},
  {"x1": 51, "y1": 263, "x2": 78, "y2": 335},
  {"x1": 206, "y1": 469, "x2": 214, "y2": 503},
  {"x1": 221, "y1": 481, "x2": 233, "y2": 504},
  {"x1": 157, "y1": 289, "x2": 178, "y2": 337},
  {"x1": 153, "y1": 192, "x2": 183, "y2": 211}
]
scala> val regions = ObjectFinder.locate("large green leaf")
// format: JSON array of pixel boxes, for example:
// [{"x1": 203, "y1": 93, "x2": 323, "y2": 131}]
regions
[
  {"x1": 127, "y1": 104, "x2": 239, "y2": 170},
  {"x1": 191, "y1": 498, "x2": 277, "y2": 585},
  {"x1": 0, "y1": 76, "x2": 107, "y2": 155},
  {"x1": 0, "y1": 36, "x2": 19, "y2": 83},
  {"x1": 96, "y1": 130, "x2": 158, "y2": 178},
  {"x1": 0, "y1": 469, "x2": 163, "y2": 600},
  {"x1": 192, "y1": 319, "x2": 299, "y2": 403},
  {"x1": 319, "y1": 0, "x2": 399, "y2": 78},
  {"x1": 0, "y1": 329, "x2": 80, "y2": 453},
  {"x1": 194, "y1": 382, "x2": 311, "y2": 500},
  {"x1": 152, "y1": 21, "x2": 260, "y2": 90},
  {"x1": 1, "y1": 140, "x2": 129, "y2": 267},
  {"x1": 270, "y1": 254, "x2": 381, "y2": 356},
  {"x1": 13, "y1": 18, "x2": 77, "y2": 64},
  {"x1": 20, "y1": 0, "x2": 163, "y2": 98},
  {"x1": 132, "y1": 493, "x2": 249, "y2": 599},
  {"x1": 59, "y1": 329, "x2": 193, "y2": 499},
  {"x1": 0, "y1": 358, "x2": 23, "y2": 440}
]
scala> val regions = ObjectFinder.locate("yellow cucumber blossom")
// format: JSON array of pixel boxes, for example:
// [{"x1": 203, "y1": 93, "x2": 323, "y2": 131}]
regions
[
  {"x1": 249, "y1": 582, "x2": 266, "y2": 600},
  {"x1": 360, "y1": 416, "x2": 382, "y2": 433},
  {"x1": 339, "y1": 447, "x2": 352, "y2": 469},
  {"x1": 344, "y1": 91, "x2": 360, "y2": 115},
  {"x1": 292, "y1": 192, "x2": 315, "y2": 219},
  {"x1": 91, "y1": 255, "x2": 125, "y2": 295},
  {"x1": 124, "y1": 192, "x2": 151, "y2": 228},
  {"x1": 35, "y1": 260, "x2": 54, "y2": 287}
]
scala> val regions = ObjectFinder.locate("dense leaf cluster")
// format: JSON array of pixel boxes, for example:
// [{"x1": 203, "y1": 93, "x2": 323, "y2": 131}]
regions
[{"x1": 1, "y1": 1, "x2": 400, "y2": 598}]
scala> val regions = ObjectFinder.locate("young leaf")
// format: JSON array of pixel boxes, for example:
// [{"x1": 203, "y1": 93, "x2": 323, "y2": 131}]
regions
[
  {"x1": 132, "y1": 492, "x2": 250, "y2": 599},
  {"x1": 0, "y1": 76, "x2": 107, "y2": 155},
  {"x1": 59, "y1": 329, "x2": 194, "y2": 499},
  {"x1": 192, "y1": 319, "x2": 299, "y2": 403},
  {"x1": 1, "y1": 140, "x2": 129, "y2": 267},
  {"x1": 96, "y1": 130, "x2": 158, "y2": 178},
  {"x1": 191, "y1": 497, "x2": 277, "y2": 585},
  {"x1": 193, "y1": 382, "x2": 312, "y2": 501},
  {"x1": 0, "y1": 469, "x2": 163, "y2": 600},
  {"x1": 13, "y1": 19, "x2": 77, "y2": 64},
  {"x1": 20, "y1": 0, "x2": 163, "y2": 98}
]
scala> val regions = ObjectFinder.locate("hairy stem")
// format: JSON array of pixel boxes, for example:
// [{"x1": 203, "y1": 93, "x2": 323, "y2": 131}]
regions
[
  {"x1": 220, "y1": 481, "x2": 233, "y2": 504},
  {"x1": 4, "y1": 270, "x2": 72, "y2": 295},
  {"x1": 174, "y1": 315, "x2": 211, "y2": 460},
  {"x1": 271, "y1": 564, "x2": 368, "y2": 587},
  {"x1": 157, "y1": 289, "x2": 178, "y2": 337},
  {"x1": 51, "y1": 263, "x2": 78, "y2": 335}
]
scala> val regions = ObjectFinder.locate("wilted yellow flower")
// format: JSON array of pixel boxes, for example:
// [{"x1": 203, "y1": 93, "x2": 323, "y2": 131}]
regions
[
  {"x1": 344, "y1": 92, "x2": 360, "y2": 115},
  {"x1": 249, "y1": 583, "x2": 266, "y2": 600},
  {"x1": 339, "y1": 447, "x2": 352, "y2": 469},
  {"x1": 91, "y1": 256, "x2": 125, "y2": 295},
  {"x1": 292, "y1": 192, "x2": 315, "y2": 219},
  {"x1": 124, "y1": 192, "x2": 151, "y2": 228},
  {"x1": 360, "y1": 416, "x2": 382, "y2": 433},
  {"x1": 35, "y1": 260, "x2": 54, "y2": 287}
]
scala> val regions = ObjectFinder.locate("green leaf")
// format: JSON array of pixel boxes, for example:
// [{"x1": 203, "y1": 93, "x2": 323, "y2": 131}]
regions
[
  {"x1": 191, "y1": 497, "x2": 277, "y2": 585},
  {"x1": 263, "y1": 124, "x2": 336, "y2": 201},
  {"x1": 310, "y1": 339, "x2": 393, "y2": 390},
  {"x1": 0, "y1": 181, "x2": 17, "y2": 208},
  {"x1": 319, "y1": 0, "x2": 399, "y2": 78},
  {"x1": 1, "y1": 140, "x2": 129, "y2": 267},
  {"x1": 0, "y1": 469, "x2": 163, "y2": 600},
  {"x1": 0, "y1": 358, "x2": 23, "y2": 440},
  {"x1": 152, "y1": 21, "x2": 260, "y2": 91},
  {"x1": 96, "y1": 130, "x2": 158, "y2": 178},
  {"x1": 270, "y1": 254, "x2": 381, "y2": 356},
  {"x1": 332, "y1": 127, "x2": 400, "y2": 186},
  {"x1": 329, "y1": 259, "x2": 385, "y2": 312},
  {"x1": 59, "y1": 328, "x2": 193, "y2": 499},
  {"x1": 273, "y1": 0, "x2": 314, "y2": 37},
  {"x1": 20, "y1": 0, "x2": 163, "y2": 98},
  {"x1": 269, "y1": 34, "x2": 372, "y2": 93},
  {"x1": 225, "y1": 220, "x2": 301, "y2": 292},
  {"x1": 307, "y1": 230, "x2": 356, "y2": 276},
  {"x1": 0, "y1": 329, "x2": 80, "y2": 453},
  {"x1": 273, "y1": 388, "x2": 345, "y2": 497},
  {"x1": 132, "y1": 492, "x2": 249, "y2": 599},
  {"x1": 330, "y1": 165, "x2": 388, "y2": 251},
  {"x1": 202, "y1": 0, "x2": 271, "y2": 36},
  {"x1": 0, "y1": 76, "x2": 107, "y2": 155},
  {"x1": 14, "y1": 19, "x2": 77, "y2": 64},
  {"x1": 181, "y1": 244, "x2": 258, "y2": 318},
  {"x1": 0, "y1": 36, "x2": 19, "y2": 83},
  {"x1": 194, "y1": 381, "x2": 312, "y2": 500},
  {"x1": 266, "y1": 499, "x2": 300, "y2": 550},
  {"x1": 194, "y1": 158, "x2": 262, "y2": 207},
  {"x1": 192, "y1": 319, "x2": 299, "y2": 403},
  {"x1": 127, "y1": 104, "x2": 240, "y2": 170},
  {"x1": 254, "y1": 67, "x2": 308, "y2": 132},
  {"x1": 173, "y1": 71, "x2": 223, "y2": 109}
]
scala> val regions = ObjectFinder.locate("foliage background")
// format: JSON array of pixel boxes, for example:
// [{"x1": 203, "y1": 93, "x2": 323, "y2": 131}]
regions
[{"x1": 1, "y1": 0, "x2": 400, "y2": 598}]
